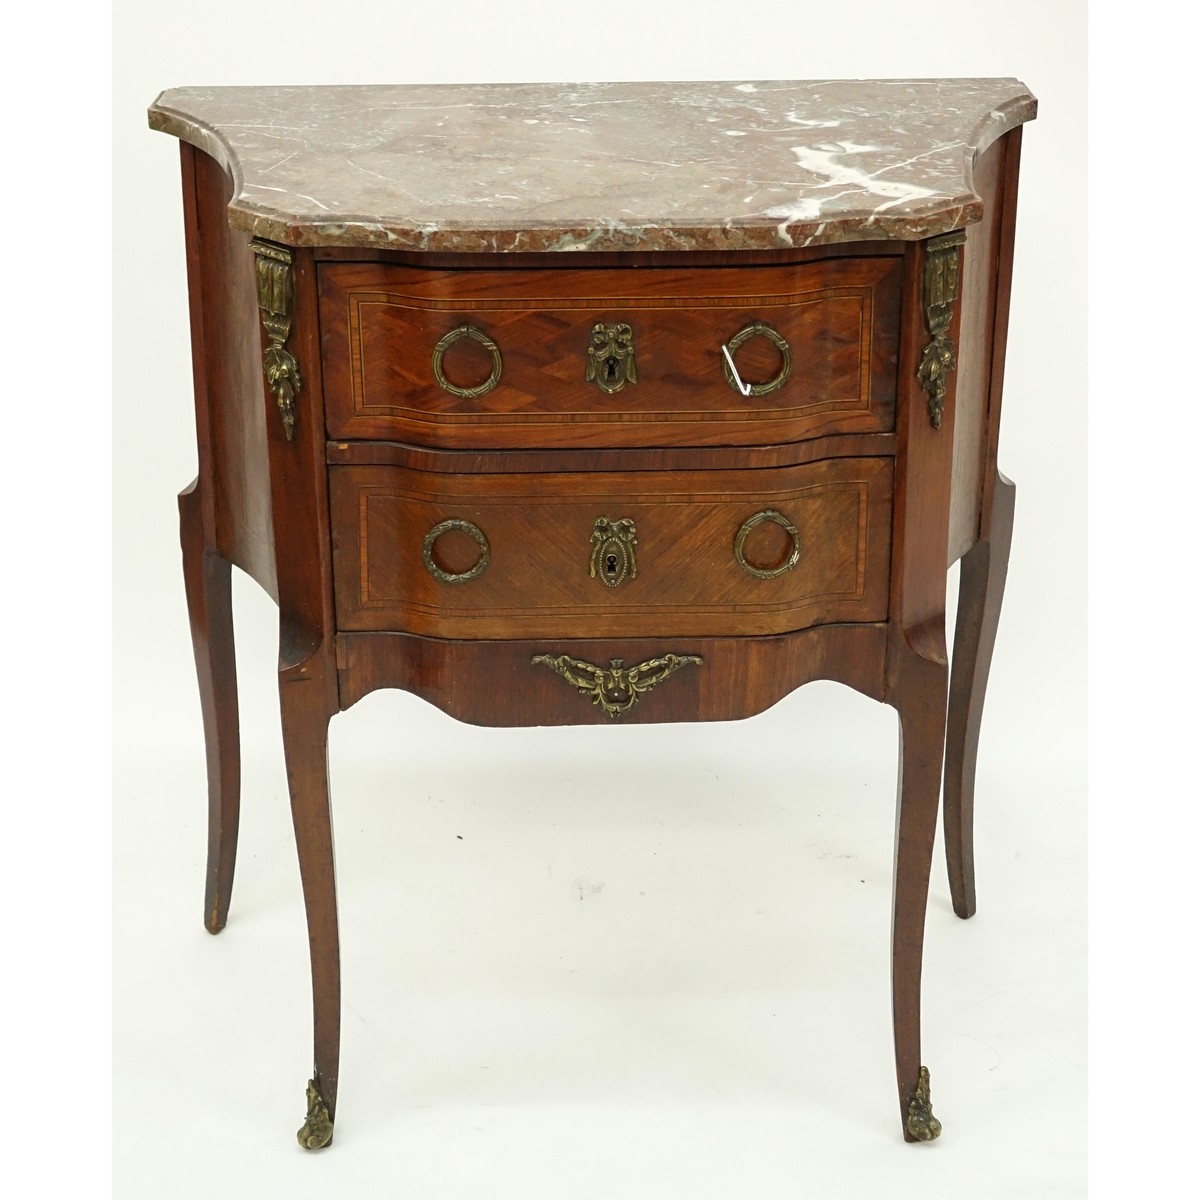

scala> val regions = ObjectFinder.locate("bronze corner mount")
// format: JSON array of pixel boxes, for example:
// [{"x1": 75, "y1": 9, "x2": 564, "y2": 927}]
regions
[
  {"x1": 252, "y1": 238, "x2": 303, "y2": 441},
  {"x1": 917, "y1": 230, "x2": 966, "y2": 431}
]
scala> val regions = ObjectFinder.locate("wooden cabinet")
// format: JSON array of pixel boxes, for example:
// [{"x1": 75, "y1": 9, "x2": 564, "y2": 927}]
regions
[{"x1": 150, "y1": 78, "x2": 1036, "y2": 1150}]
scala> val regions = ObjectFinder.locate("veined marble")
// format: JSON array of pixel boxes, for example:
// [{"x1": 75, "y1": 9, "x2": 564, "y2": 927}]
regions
[{"x1": 148, "y1": 79, "x2": 1036, "y2": 253}]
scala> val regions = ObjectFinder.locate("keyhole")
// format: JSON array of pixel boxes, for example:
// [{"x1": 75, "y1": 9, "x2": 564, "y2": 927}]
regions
[
  {"x1": 605, "y1": 553, "x2": 619, "y2": 576},
  {"x1": 605, "y1": 355, "x2": 619, "y2": 381}
]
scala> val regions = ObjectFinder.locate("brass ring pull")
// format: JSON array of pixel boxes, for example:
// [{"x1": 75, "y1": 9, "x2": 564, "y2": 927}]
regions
[
  {"x1": 734, "y1": 509, "x2": 801, "y2": 579},
  {"x1": 432, "y1": 325, "x2": 503, "y2": 399},
  {"x1": 721, "y1": 321, "x2": 792, "y2": 397},
  {"x1": 423, "y1": 518, "x2": 490, "y2": 584}
]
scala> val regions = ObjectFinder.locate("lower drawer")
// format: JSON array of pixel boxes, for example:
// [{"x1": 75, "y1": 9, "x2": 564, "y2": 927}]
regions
[{"x1": 329, "y1": 458, "x2": 893, "y2": 639}]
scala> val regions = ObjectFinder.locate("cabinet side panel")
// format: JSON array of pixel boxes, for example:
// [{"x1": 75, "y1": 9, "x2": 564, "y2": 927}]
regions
[
  {"x1": 947, "y1": 134, "x2": 1006, "y2": 564},
  {"x1": 187, "y1": 146, "x2": 278, "y2": 598},
  {"x1": 979, "y1": 127, "x2": 1023, "y2": 534}
]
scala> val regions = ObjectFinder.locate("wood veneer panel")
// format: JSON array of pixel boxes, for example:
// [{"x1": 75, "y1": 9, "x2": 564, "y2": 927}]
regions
[
  {"x1": 325, "y1": 433, "x2": 897, "y2": 474},
  {"x1": 948, "y1": 133, "x2": 1007, "y2": 564},
  {"x1": 330, "y1": 458, "x2": 892, "y2": 639},
  {"x1": 319, "y1": 257, "x2": 901, "y2": 448},
  {"x1": 980, "y1": 128, "x2": 1024, "y2": 537},
  {"x1": 311, "y1": 243, "x2": 905, "y2": 269},
  {"x1": 336, "y1": 624, "x2": 889, "y2": 724},
  {"x1": 187, "y1": 147, "x2": 277, "y2": 597},
  {"x1": 886, "y1": 240, "x2": 962, "y2": 658}
]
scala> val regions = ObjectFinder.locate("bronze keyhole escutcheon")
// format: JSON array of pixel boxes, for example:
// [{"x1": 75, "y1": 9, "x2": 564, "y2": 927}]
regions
[
  {"x1": 590, "y1": 517, "x2": 638, "y2": 588},
  {"x1": 586, "y1": 323, "x2": 637, "y2": 394}
]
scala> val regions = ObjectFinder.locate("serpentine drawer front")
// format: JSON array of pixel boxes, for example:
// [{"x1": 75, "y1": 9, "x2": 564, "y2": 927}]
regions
[
  {"x1": 149, "y1": 79, "x2": 1036, "y2": 1152},
  {"x1": 318, "y1": 257, "x2": 902, "y2": 448},
  {"x1": 329, "y1": 457, "x2": 893, "y2": 638}
]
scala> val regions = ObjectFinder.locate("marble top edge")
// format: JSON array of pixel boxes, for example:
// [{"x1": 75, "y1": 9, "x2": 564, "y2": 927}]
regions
[{"x1": 149, "y1": 79, "x2": 1037, "y2": 254}]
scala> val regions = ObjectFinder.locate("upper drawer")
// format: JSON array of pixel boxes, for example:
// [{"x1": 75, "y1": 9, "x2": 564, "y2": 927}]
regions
[{"x1": 318, "y1": 258, "x2": 901, "y2": 449}]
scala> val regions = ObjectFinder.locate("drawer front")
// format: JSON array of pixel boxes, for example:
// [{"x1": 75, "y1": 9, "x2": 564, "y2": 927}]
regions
[
  {"x1": 330, "y1": 458, "x2": 892, "y2": 639},
  {"x1": 319, "y1": 259, "x2": 901, "y2": 449}
]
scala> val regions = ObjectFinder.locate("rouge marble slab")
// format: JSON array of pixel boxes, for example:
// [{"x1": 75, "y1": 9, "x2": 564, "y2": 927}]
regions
[{"x1": 149, "y1": 79, "x2": 1036, "y2": 254}]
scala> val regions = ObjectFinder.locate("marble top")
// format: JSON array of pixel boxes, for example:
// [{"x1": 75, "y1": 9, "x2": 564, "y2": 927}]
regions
[{"x1": 149, "y1": 79, "x2": 1036, "y2": 254}]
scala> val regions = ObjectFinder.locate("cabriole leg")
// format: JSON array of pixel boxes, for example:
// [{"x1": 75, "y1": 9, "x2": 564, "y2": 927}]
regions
[
  {"x1": 891, "y1": 645, "x2": 948, "y2": 1142},
  {"x1": 280, "y1": 671, "x2": 340, "y2": 1150},
  {"x1": 944, "y1": 473, "x2": 1016, "y2": 919},
  {"x1": 179, "y1": 480, "x2": 241, "y2": 935}
]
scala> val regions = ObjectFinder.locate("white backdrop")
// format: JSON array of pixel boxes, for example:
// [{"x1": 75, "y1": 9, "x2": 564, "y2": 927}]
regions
[{"x1": 113, "y1": 4, "x2": 1086, "y2": 1197}]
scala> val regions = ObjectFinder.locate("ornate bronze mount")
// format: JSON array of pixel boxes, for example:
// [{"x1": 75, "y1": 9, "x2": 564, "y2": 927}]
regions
[
  {"x1": 590, "y1": 517, "x2": 638, "y2": 588},
  {"x1": 721, "y1": 321, "x2": 792, "y2": 397},
  {"x1": 586, "y1": 322, "x2": 637, "y2": 394},
  {"x1": 297, "y1": 1079, "x2": 334, "y2": 1150},
  {"x1": 432, "y1": 324, "x2": 503, "y2": 399},
  {"x1": 904, "y1": 1065, "x2": 942, "y2": 1142},
  {"x1": 917, "y1": 230, "x2": 966, "y2": 430},
  {"x1": 531, "y1": 653, "x2": 702, "y2": 717},
  {"x1": 734, "y1": 509, "x2": 801, "y2": 579},
  {"x1": 252, "y1": 239, "x2": 303, "y2": 440},
  {"x1": 423, "y1": 518, "x2": 490, "y2": 584}
]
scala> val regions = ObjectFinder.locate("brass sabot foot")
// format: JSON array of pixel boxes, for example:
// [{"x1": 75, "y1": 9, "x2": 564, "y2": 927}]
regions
[
  {"x1": 904, "y1": 1065, "x2": 942, "y2": 1142},
  {"x1": 297, "y1": 1079, "x2": 334, "y2": 1150}
]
